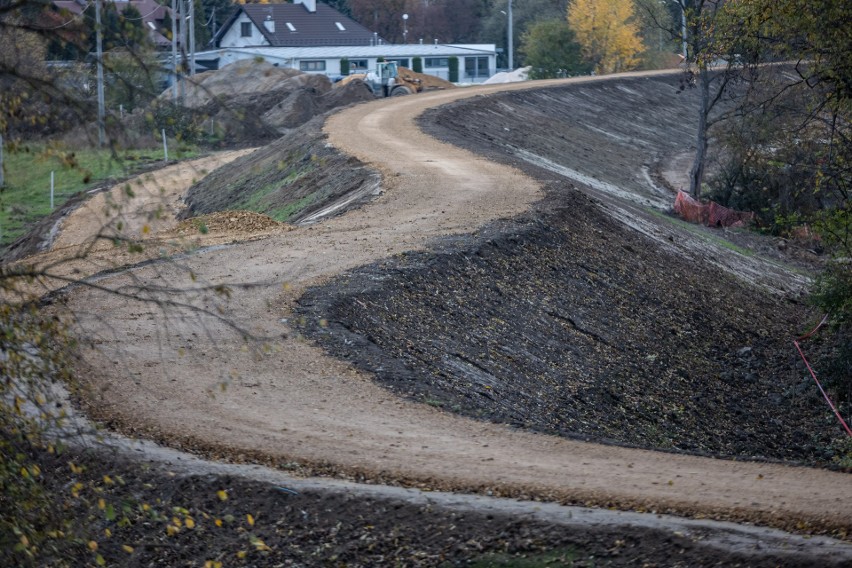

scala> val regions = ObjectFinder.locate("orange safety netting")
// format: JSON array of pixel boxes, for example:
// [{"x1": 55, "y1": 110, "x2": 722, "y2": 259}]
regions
[{"x1": 673, "y1": 191, "x2": 754, "y2": 228}]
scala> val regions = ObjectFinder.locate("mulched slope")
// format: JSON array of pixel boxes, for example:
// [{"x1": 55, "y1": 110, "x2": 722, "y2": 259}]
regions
[
  {"x1": 297, "y1": 186, "x2": 842, "y2": 465},
  {"x1": 181, "y1": 115, "x2": 379, "y2": 224}
]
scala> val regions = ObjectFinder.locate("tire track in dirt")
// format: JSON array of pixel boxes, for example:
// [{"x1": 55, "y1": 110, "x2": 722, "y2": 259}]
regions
[{"x1": 62, "y1": 72, "x2": 852, "y2": 538}]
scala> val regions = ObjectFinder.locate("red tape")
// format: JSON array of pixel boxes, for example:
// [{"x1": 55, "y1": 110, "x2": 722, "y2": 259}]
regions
[{"x1": 794, "y1": 315, "x2": 852, "y2": 437}]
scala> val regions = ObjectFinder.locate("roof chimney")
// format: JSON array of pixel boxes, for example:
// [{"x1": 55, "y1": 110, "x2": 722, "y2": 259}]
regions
[
  {"x1": 293, "y1": 0, "x2": 316, "y2": 13},
  {"x1": 264, "y1": 15, "x2": 275, "y2": 33}
]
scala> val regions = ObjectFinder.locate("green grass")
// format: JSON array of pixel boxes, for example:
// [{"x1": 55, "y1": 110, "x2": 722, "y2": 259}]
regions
[
  {"x1": 0, "y1": 144, "x2": 196, "y2": 251},
  {"x1": 645, "y1": 207, "x2": 753, "y2": 256}
]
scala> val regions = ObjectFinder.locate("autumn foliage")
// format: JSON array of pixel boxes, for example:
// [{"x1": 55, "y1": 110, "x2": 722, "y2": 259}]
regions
[{"x1": 567, "y1": 0, "x2": 644, "y2": 74}]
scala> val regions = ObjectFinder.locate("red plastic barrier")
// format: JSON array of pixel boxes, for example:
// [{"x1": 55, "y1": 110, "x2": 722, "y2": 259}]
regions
[{"x1": 674, "y1": 191, "x2": 754, "y2": 228}]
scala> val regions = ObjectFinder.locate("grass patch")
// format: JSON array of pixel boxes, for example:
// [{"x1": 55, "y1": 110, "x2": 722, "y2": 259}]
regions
[
  {"x1": 269, "y1": 193, "x2": 317, "y2": 222},
  {"x1": 645, "y1": 207, "x2": 753, "y2": 256},
  {"x1": 0, "y1": 144, "x2": 197, "y2": 251}
]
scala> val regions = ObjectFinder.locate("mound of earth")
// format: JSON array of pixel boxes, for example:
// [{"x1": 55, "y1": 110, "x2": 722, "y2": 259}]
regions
[
  {"x1": 172, "y1": 210, "x2": 291, "y2": 236},
  {"x1": 159, "y1": 59, "x2": 326, "y2": 109},
  {"x1": 397, "y1": 66, "x2": 456, "y2": 90},
  {"x1": 294, "y1": 75, "x2": 848, "y2": 468},
  {"x1": 296, "y1": 186, "x2": 841, "y2": 466},
  {"x1": 180, "y1": 116, "x2": 380, "y2": 224},
  {"x1": 147, "y1": 60, "x2": 374, "y2": 144}
]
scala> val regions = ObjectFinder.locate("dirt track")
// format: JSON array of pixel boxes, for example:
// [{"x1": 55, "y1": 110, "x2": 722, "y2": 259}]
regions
[{"x1": 58, "y1": 72, "x2": 852, "y2": 539}]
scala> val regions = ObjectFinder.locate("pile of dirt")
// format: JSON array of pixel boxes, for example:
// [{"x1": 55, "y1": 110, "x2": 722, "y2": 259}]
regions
[
  {"x1": 397, "y1": 66, "x2": 456, "y2": 90},
  {"x1": 173, "y1": 210, "x2": 290, "y2": 236},
  {"x1": 149, "y1": 60, "x2": 374, "y2": 143}
]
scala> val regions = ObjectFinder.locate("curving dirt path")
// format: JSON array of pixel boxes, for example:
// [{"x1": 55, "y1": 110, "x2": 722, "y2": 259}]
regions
[{"x1": 61, "y1": 72, "x2": 852, "y2": 538}]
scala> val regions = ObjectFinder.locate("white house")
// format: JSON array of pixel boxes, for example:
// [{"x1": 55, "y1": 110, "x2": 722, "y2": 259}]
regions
[{"x1": 200, "y1": 0, "x2": 496, "y2": 83}]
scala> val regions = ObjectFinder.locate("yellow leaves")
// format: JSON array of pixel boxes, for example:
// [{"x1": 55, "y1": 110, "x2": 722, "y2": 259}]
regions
[
  {"x1": 246, "y1": 513, "x2": 255, "y2": 527},
  {"x1": 68, "y1": 462, "x2": 84, "y2": 474},
  {"x1": 166, "y1": 524, "x2": 180, "y2": 536},
  {"x1": 204, "y1": 561, "x2": 223, "y2": 568},
  {"x1": 249, "y1": 535, "x2": 271, "y2": 552},
  {"x1": 98, "y1": 498, "x2": 106, "y2": 510},
  {"x1": 103, "y1": 475, "x2": 114, "y2": 485},
  {"x1": 214, "y1": 518, "x2": 223, "y2": 527},
  {"x1": 88, "y1": 540, "x2": 98, "y2": 551},
  {"x1": 217, "y1": 489, "x2": 228, "y2": 501},
  {"x1": 568, "y1": 0, "x2": 644, "y2": 73},
  {"x1": 185, "y1": 517, "x2": 196, "y2": 529},
  {"x1": 104, "y1": 528, "x2": 112, "y2": 538},
  {"x1": 122, "y1": 544, "x2": 135, "y2": 554},
  {"x1": 142, "y1": 224, "x2": 151, "y2": 235}
]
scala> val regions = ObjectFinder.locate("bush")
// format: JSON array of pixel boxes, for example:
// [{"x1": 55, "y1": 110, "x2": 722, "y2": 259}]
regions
[
  {"x1": 145, "y1": 101, "x2": 206, "y2": 145},
  {"x1": 448, "y1": 57, "x2": 459, "y2": 83},
  {"x1": 412, "y1": 57, "x2": 422, "y2": 73},
  {"x1": 340, "y1": 57, "x2": 350, "y2": 75}
]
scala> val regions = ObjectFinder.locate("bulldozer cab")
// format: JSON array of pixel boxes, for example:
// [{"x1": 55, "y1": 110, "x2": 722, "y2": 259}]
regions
[{"x1": 375, "y1": 61, "x2": 399, "y2": 81}]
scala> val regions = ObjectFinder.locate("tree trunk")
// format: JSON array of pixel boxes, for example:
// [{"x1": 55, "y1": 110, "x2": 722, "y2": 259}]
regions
[{"x1": 689, "y1": 64, "x2": 711, "y2": 199}]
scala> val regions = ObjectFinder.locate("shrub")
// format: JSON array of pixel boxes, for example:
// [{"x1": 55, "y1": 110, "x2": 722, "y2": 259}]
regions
[{"x1": 448, "y1": 57, "x2": 459, "y2": 82}]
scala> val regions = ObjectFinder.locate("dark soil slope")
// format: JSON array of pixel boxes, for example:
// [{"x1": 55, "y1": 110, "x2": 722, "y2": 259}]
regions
[
  {"x1": 181, "y1": 116, "x2": 379, "y2": 224},
  {"x1": 297, "y1": 77, "x2": 847, "y2": 467}
]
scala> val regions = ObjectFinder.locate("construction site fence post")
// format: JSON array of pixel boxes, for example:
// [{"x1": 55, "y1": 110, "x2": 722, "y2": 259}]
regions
[
  {"x1": 162, "y1": 129, "x2": 168, "y2": 163},
  {"x1": 50, "y1": 171, "x2": 55, "y2": 210}
]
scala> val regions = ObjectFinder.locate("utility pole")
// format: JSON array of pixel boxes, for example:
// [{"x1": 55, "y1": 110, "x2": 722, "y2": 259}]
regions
[
  {"x1": 95, "y1": 0, "x2": 106, "y2": 146},
  {"x1": 507, "y1": 0, "x2": 513, "y2": 70},
  {"x1": 680, "y1": 0, "x2": 688, "y2": 61},
  {"x1": 0, "y1": 133, "x2": 4, "y2": 189},
  {"x1": 171, "y1": 0, "x2": 178, "y2": 101},
  {"x1": 179, "y1": 0, "x2": 186, "y2": 101},
  {"x1": 189, "y1": 0, "x2": 196, "y2": 76}
]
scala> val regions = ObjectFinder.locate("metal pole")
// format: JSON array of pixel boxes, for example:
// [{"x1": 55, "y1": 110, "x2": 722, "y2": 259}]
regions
[
  {"x1": 681, "y1": 1, "x2": 688, "y2": 61},
  {"x1": 95, "y1": 0, "x2": 106, "y2": 147},
  {"x1": 50, "y1": 171, "x2": 55, "y2": 210},
  {"x1": 162, "y1": 129, "x2": 168, "y2": 162},
  {"x1": 189, "y1": 0, "x2": 196, "y2": 76},
  {"x1": 171, "y1": 0, "x2": 178, "y2": 101},
  {"x1": 507, "y1": 0, "x2": 513, "y2": 70},
  {"x1": 0, "y1": 133, "x2": 4, "y2": 189},
  {"x1": 179, "y1": 0, "x2": 186, "y2": 101}
]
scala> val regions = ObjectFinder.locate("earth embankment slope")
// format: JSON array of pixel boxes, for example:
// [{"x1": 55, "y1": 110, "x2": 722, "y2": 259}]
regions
[
  {"x1": 301, "y1": 73, "x2": 835, "y2": 464},
  {"x1": 64, "y1": 73, "x2": 852, "y2": 536}
]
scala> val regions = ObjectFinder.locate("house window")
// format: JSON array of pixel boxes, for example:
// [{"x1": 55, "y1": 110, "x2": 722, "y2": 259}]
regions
[
  {"x1": 299, "y1": 60, "x2": 326, "y2": 72},
  {"x1": 349, "y1": 59, "x2": 368, "y2": 71},
  {"x1": 424, "y1": 57, "x2": 448, "y2": 68},
  {"x1": 240, "y1": 22, "x2": 252, "y2": 37},
  {"x1": 464, "y1": 56, "x2": 489, "y2": 78}
]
